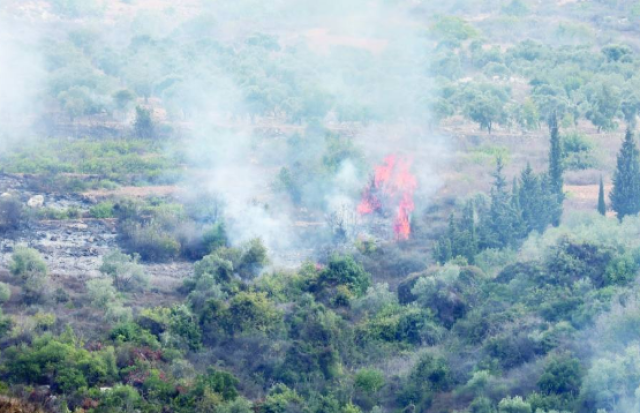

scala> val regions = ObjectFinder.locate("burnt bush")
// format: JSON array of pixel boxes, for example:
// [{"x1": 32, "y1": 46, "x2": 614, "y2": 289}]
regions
[{"x1": 0, "y1": 196, "x2": 25, "y2": 232}]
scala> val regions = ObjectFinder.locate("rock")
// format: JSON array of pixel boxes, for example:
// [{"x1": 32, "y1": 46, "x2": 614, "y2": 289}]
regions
[{"x1": 27, "y1": 195, "x2": 44, "y2": 208}]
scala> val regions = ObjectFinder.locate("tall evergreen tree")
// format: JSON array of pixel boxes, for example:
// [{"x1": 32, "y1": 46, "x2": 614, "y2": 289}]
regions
[
  {"x1": 511, "y1": 178, "x2": 526, "y2": 240},
  {"x1": 518, "y1": 163, "x2": 548, "y2": 234},
  {"x1": 434, "y1": 202, "x2": 478, "y2": 264},
  {"x1": 548, "y1": 112, "x2": 564, "y2": 226},
  {"x1": 610, "y1": 128, "x2": 640, "y2": 219},
  {"x1": 597, "y1": 176, "x2": 606, "y2": 216},
  {"x1": 456, "y1": 200, "x2": 478, "y2": 263},
  {"x1": 480, "y1": 158, "x2": 521, "y2": 249}
]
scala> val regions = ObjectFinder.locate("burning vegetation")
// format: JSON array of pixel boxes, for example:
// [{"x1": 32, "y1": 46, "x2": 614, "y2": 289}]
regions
[{"x1": 358, "y1": 155, "x2": 418, "y2": 240}]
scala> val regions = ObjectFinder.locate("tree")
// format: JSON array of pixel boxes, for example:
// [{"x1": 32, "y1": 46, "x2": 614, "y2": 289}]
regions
[
  {"x1": 610, "y1": 128, "x2": 640, "y2": 219},
  {"x1": 113, "y1": 89, "x2": 136, "y2": 111},
  {"x1": 480, "y1": 158, "x2": 523, "y2": 249},
  {"x1": 435, "y1": 202, "x2": 478, "y2": 264},
  {"x1": 598, "y1": 176, "x2": 607, "y2": 216},
  {"x1": 465, "y1": 94, "x2": 505, "y2": 134},
  {"x1": 548, "y1": 113, "x2": 564, "y2": 226},
  {"x1": 621, "y1": 91, "x2": 640, "y2": 128},
  {"x1": 537, "y1": 355, "x2": 582, "y2": 395},
  {"x1": 519, "y1": 98, "x2": 539, "y2": 130},
  {"x1": 134, "y1": 106, "x2": 155, "y2": 139},
  {"x1": 586, "y1": 82, "x2": 621, "y2": 132},
  {"x1": 519, "y1": 163, "x2": 548, "y2": 233}
]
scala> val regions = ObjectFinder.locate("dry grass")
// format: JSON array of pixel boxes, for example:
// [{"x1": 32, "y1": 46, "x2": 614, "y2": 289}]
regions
[{"x1": 83, "y1": 185, "x2": 182, "y2": 200}]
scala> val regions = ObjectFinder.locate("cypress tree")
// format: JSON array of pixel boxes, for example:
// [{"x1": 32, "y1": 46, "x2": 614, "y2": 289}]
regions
[
  {"x1": 548, "y1": 112, "x2": 564, "y2": 226},
  {"x1": 435, "y1": 214, "x2": 456, "y2": 263},
  {"x1": 597, "y1": 176, "x2": 606, "y2": 216},
  {"x1": 456, "y1": 200, "x2": 478, "y2": 263},
  {"x1": 519, "y1": 163, "x2": 548, "y2": 233},
  {"x1": 481, "y1": 158, "x2": 521, "y2": 249},
  {"x1": 511, "y1": 178, "x2": 526, "y2": 240},
  {"x1": 610, "y1": 128, "x2": 640, "y2": 219}
]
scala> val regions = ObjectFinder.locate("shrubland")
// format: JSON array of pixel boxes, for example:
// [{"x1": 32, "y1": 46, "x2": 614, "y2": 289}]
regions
[{"x1": 3, "y1": 1, "x2": 640, "y2": 412}]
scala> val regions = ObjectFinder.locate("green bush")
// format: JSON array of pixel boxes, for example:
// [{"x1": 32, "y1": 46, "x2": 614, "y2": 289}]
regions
[
  {"x1": 10, "y1": 247, "x2": 49, "y2": 303},
  {"x1": 119, "y1": 220, "x2": 180, "y2": 261},
  {"x1": 99, "y1": 250, "x2": 148, "y2": 292},
  {"x1": 0, "y1": 282, "x2": 11, "y2": 304},
  {"x1": 498, "y1": 396, "x2": 532, "y2": 413},
  {"x1": 225, "y1": 292, "x2": 283, "y2": 336},
  {"x1": 354, "y1": 368, "x2": 385, "y2": 395},
  {"x1": 317, "y1": 255, "x2": 371, "y2": 297},
  {"x1": 562, "y1": 132, "x2": 598, "y2": 170},
  {"x1": 90, "y1": 201, "x2": 115, "y2": 218},
  {"x1": 537, "y1": 355, "x2": 582, "y2": 395}
]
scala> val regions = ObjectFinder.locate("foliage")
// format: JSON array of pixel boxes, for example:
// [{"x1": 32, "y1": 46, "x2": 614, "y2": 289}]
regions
[
  {"x1": 99, "y1": 251, "x2": 148, "y2": 292},
  {"x1": 598, "y1": 176, "x2": 607, "y2": 215},
  {"x1": 89, "y1": 202, "x2": 115, "y2": 219},
  {"x1": 10, "y1": 247, "x2": 49, "y2": 304},
  {"x1": 0, "y1": 282, "x2": 11, "y2": 304},
  {"x1": 316, "y1": 255, "x2": 371, "y2": 297},
  {"x1": 610, "y1": 129, "x2": 640, "y2": 219},
  {"x1": 0, "y1": 196, "x2": 24, "y2": 232},
  {"x1": 354, "y1": 368, "x2": 385, "y2": 394},
  {"x1": 134, "y1": 106, "x2": 155, "y2": 139}
]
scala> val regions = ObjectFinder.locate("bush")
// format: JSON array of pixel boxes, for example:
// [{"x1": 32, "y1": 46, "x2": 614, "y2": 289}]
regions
[
  {"x1": 498, "y1": 396, "x2": 532, "y2": 413},
  {"x1": 537, "y1": 355, "x2": 582, "y2": 395},
  {"x1": 99, "y1": 250, "x2": 148, "y2": 292},
  {"x1": 100, "y1": 384, "x2": 142, "y2": 413},
  {"x1": 0, "y1": 196, "x2": 24, "y2": 232},
  {"x1": 86, "y1": 278, "x2": 118, "y2": 308},
  {"x1": 354, "y1": 368, "x2": 385, "y2": 395},
  {"x1": 119, "y1": 221, "x2": 180, "y2": 261},
  {"x1": 225, "y1": 292, "x2": 282, "y2": 336},
  {"x1": 238, "y1": 238, "x2": 269, "y2": 279},
  {"x1": 562, "y1": 132, "x2": 598, "y2": 170},
  {"x1": 317, "y1": 255, "x2": 371, "y2": 297},
  {"x1": 9, "y1": 247, "x2": 48, "y2": 303},
  {"x1": 89, "y1": 201, "x2": 115, "y2": 218},
  {"x1": 0, "y1": 282, "x2": 11, "y2": 304}
]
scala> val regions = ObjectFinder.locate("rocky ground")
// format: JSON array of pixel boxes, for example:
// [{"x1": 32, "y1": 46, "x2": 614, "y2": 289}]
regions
[{"x1": 0, "y1": 174, "x2": 194, "y2": 301}]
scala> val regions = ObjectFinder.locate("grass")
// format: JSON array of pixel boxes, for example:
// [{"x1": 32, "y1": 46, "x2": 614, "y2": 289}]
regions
[
  {"x1": 0, "y1": 137, "x2": 186, "y2": 188},
  {"x1": 467, "y1": 145, "x2": 512, "y2": 166}
]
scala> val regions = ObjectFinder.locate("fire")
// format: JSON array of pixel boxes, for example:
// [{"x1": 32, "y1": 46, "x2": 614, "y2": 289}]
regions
[{"x1": 357, "y1": 154, "x2": 417, "y2": 240}]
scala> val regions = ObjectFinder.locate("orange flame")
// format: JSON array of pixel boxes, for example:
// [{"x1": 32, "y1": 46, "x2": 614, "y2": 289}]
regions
[{"x1": 358, "y1": 154, "x2": 417, "y2": 240}]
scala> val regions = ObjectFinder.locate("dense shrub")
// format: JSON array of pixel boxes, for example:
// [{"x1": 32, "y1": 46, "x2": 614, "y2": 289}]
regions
[
  {"x1": 0, "y1": 282, "x2": 11, "y2": 304},
  {"x1": 537, "y1": 355, "x2": 582, "y2": 395},
  {"x1": 316, "y1": 255, "x2": 371, "y2": 297},
  {"x1": 89, "y1": 201, "x2": 115, "y2": 218},
  {"x1": 0, "y1": 196, "x2": 24, "y2": 232},
  {"x1": 99, "y1": 250, "x2": 148, "y2": 292},
  {"x1": 225, "y1": 292, "x2": 283, "y2": 336},
  {"x1": 119, "y1": 221, "x2": 180, "y2": 261},
  {"x1": 9, "y1": 247, "x2": 49, "y2": 304}
]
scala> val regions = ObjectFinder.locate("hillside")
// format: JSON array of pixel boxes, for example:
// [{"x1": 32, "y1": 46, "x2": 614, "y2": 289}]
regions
[{"x1": 1, "y1": 1, "x2": 640, "y2": 413}]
